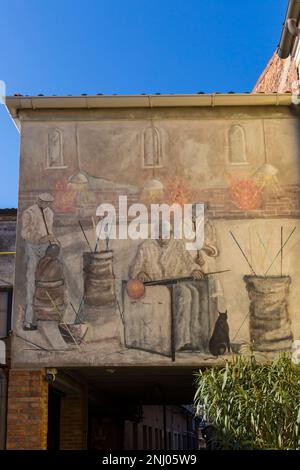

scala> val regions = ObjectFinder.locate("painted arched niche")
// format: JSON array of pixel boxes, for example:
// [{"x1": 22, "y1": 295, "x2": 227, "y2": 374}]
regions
[
  {"x1": 142, "y1": 127, "x2": 162, "y2": 167},
  {"x1": 228, "y1": 125, "x2": 247, "y2": 164},
  {"x1": 47, "y1": 128, "x2": 64, "y2": 167}
]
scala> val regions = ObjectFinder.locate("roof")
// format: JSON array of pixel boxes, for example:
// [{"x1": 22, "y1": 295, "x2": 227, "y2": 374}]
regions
[
  {"x1": 0, "y1": 207, "x2": 18, "y2": 215},
  {"x1": 0, "y1": 209, "x2": 17, "y2": 222},
  {"x1": 5, "y1": 93, "x2": 293, "y2": 130},
  {"x1": 278, "y1": 0, "x2": 300, "y2": 59},
  {"x1": 0, "y1": 209, "x2": 17, "y2": 216}
]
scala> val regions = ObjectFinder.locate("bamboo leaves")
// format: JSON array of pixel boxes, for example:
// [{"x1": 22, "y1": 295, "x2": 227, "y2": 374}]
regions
[{"x1": 194, "y1": 354, "x2": 300, "y2": 449}]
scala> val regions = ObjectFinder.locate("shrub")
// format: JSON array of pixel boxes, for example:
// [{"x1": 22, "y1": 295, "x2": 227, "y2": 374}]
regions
[{"x1": 194, "y1": 354, "x2": 300, "y2": 449}]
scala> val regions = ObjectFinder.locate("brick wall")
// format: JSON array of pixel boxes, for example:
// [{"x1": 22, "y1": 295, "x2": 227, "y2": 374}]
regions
[
  {"x1": 60, "y1": 391, "x2": 87, "y2": 450},
  {"x1": 253, "y1": 51, "x2": 298, "y2": 93},
  {"x1": 6, "y1": 369, "x2": 48, "y2": 450},
  {"x1": 19, "y1": 184, "x2": 300, "y2": 228},
  {"x1": 203, "y1": 184, "x2": 300, "y2": 219}
]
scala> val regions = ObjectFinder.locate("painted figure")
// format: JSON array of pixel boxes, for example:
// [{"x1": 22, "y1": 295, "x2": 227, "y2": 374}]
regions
[{"x1": 21, "y1": 192, "x2": 57, "y2": 329}]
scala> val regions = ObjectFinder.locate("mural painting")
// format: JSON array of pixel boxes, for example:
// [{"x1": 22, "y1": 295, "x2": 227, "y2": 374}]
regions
[{"x1": 11, "y1": 107, "x2": 300, "y2": 366}]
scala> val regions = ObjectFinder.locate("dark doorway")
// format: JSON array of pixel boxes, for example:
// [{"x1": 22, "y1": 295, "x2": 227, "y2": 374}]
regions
[
  {"x1": 47, "y1": 387, "x2": 62, "y2": 449},
  {"x1": 88, "y1": 405, "x2": 125, "y2": 450}
]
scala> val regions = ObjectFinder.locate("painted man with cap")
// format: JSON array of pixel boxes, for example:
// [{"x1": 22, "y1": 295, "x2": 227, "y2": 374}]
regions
[{"x1": 21, "y1": 192, "x2": 57, "y2": 330}]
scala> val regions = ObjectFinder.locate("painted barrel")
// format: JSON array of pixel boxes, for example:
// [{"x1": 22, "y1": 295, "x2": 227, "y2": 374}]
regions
[
  {"x1": 33, "y1": 279, "x2": 65, "y2": 321},
  {"x1": 83, "y1": 251, "x2": 116, "y2": 306},
  {"x1": 244, "y1": 275, "x2": 293, "y2": 352}
]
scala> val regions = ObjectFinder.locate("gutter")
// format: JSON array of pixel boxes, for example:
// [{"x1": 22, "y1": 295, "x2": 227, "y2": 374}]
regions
[
  {"x1": 5, "y1": 93, "x2": 292, "y2": 131},
  {"x1": 278, "y1": 0, "x2": 300, "y2": 59}
]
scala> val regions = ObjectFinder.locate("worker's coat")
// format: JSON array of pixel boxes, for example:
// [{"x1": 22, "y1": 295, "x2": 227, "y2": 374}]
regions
[
  {"x1": 129, "y1": 238, "x2": 200, "y2": 280},
  {"x1": 21, "y1": 204, "x2": 53, "y2": 243}
]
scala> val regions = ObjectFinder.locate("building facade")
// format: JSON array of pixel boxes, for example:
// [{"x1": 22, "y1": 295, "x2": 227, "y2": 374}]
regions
[
  {"x1": 6, "y1": 93, "x2": 300, "y2": 367},
  {"x1": 3, "y1": 88, "x2": 300, "y2": 449}
]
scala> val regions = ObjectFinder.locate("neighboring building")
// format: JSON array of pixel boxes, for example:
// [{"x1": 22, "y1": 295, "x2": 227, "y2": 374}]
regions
[
  {"x1": 253, "y1": 0, "x2": 300, "y2": 93},
  {"x1": 0, "y1": 209, "x2": 16, "y2": 449},
  {"x1": 253, "y1": 50, "x2": 298, "y2": 93}
]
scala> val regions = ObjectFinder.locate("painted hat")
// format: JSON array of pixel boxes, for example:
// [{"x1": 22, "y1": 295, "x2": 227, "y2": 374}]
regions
[{"x1": 38, "y1": 192, "x2": 54, "y2": 202}]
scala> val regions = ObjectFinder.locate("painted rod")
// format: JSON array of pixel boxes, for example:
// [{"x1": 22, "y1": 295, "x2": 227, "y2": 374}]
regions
[
  {"x1": 46, "y1": 290, "x2": 80, "y2": 348},
  {"x1": 78, "y1": 220, "x2": 93, "y2": 253},
  {"x1": 143, "y1": 270, "x2": 230, "y2": 287},
  {"x1": 230, "y1": 230, "x2": 256, "y2": 275},
  {"x1": 265, "y1": 226, "x2": 296, "y2": 275}
]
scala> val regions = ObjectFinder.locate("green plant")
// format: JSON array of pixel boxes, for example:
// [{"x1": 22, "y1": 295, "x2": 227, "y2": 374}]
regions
[{"x1": 194, "y1": 354, "x2": 300, "y2": 450}]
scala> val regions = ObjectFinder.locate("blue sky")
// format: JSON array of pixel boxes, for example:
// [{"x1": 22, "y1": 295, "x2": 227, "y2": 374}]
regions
[{"x1": 0, "y1": 0, "x2": 287, "y2": 207}]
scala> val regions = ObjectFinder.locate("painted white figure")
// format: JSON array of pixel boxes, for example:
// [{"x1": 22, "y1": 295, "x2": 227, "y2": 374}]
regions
[
  {"x1": 21, "y1": 193, "x2": 57, "y2": 330},
  {"x1": 129, "y1": 222, "x2": 218, "y2": 351}
]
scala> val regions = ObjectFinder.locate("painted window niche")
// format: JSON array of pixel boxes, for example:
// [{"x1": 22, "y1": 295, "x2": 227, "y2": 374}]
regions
[
  {"x1": 228, "y1": 125, "x2": 248, "y2": 165},
  {"x1": 47, "y1": 128, "x2": 67, "y2": 169},
  {"x1": 142, "y1": 126, "x2": 163, "y2": 168}
]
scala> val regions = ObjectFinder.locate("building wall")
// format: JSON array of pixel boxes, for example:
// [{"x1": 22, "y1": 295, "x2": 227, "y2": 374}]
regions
[
  {"x1": 60, "y1": 391, "x2": 87, "y2": 449},
  {"x1": 11, "y1": 104, "x2": 300, "y2": 368},
  {"x1": 6, "y1": 369, "x2": 48, "y2": 450},
  {"x1": 253, "y1": 51, "x2": 298, "y2": 93},
  {"x1": 0, "y1": 211, "x2": 16, "y2": 449},
  {"x1": 123, "y1": 405, "x2": 197, "y2": 450},
  {"x1": 0, "y1": 210, "x2": 16, "y2": 289}
]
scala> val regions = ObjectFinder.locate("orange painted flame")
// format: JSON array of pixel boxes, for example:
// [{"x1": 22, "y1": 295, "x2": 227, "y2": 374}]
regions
[
  {"x1": 52, "y1": 177, "x2": 77, "y2": 213},
  {"x1": 164, "y1": 177, "x2": 196, "y2": 206},
  {"x1": 229, "y1": 176, "x2": 262, "y2": 210}
]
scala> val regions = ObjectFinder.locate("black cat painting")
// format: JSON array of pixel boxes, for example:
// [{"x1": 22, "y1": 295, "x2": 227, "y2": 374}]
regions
[{"x1": 209, "y1": 311, "x2": 230, "y2": 356}]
